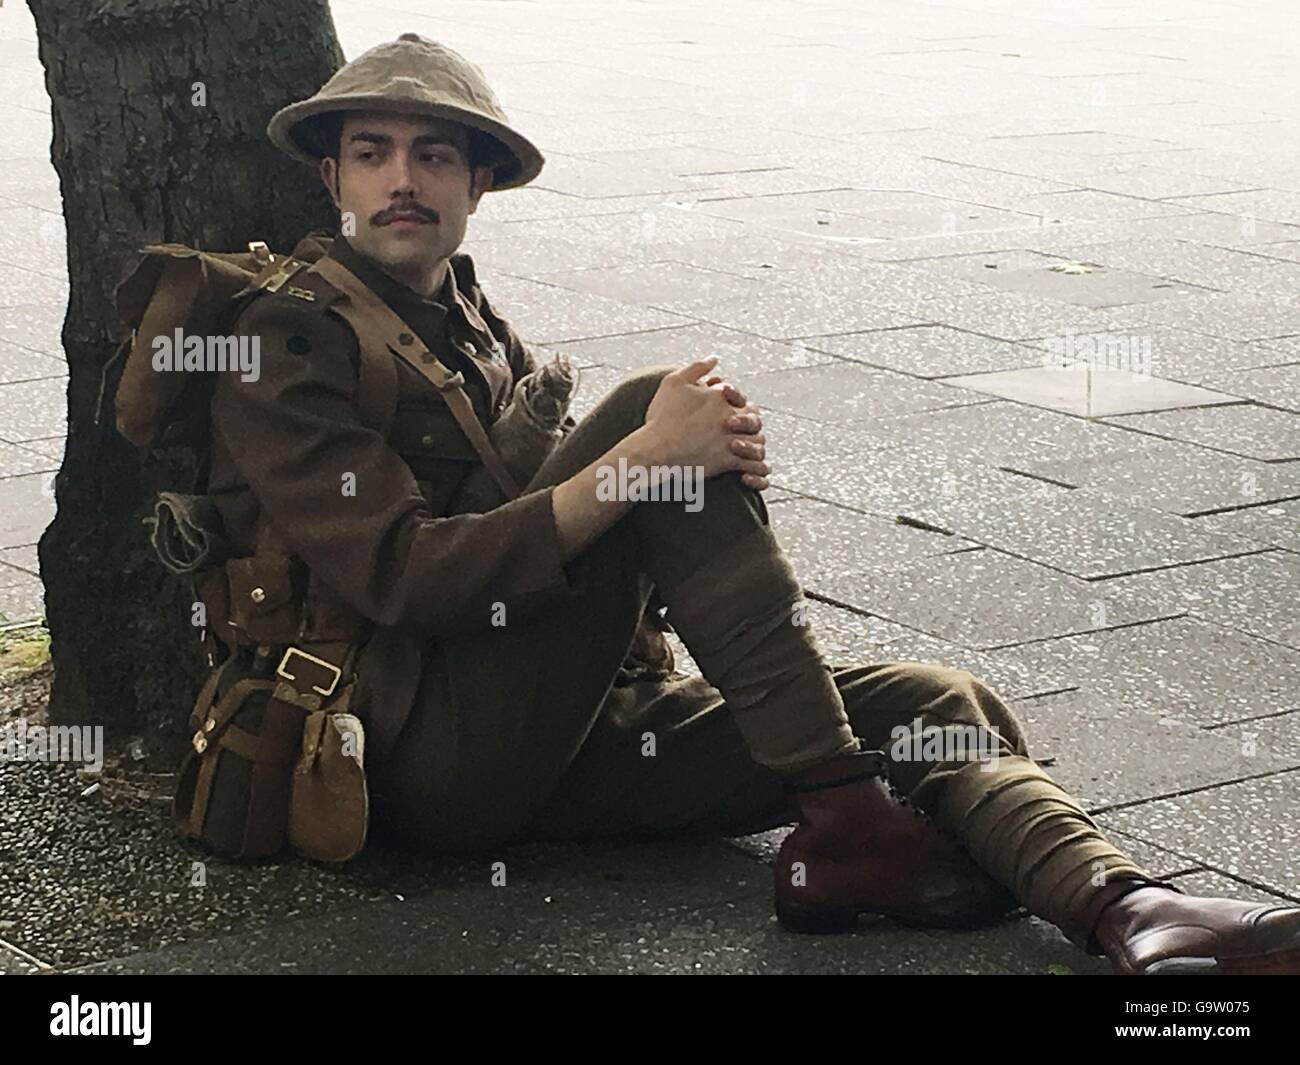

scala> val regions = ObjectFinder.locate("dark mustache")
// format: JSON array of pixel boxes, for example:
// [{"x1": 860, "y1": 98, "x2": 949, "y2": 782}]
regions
[{"x1": 372, "y1": 203, "x2": 439, "y2": 225}]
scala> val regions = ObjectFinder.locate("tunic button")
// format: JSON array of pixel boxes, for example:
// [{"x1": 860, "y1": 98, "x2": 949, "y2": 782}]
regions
[
  {"x1": 398, "y1": 332, "x2": 414, "y2": 346},
  {"x1": 250, "y1": 587, "x2": 266, "y2": 603},
  {"x1": 420, "y1": 434, "x2": 434, "y2": 447}
]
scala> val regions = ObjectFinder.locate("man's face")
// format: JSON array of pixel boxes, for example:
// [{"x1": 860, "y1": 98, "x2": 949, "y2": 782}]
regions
[{"x1": 319, "y1": 111, "x2": 494, "y2": 278}]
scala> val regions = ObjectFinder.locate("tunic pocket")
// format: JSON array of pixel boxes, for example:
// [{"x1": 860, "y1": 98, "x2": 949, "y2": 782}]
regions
[{"x1": 387, "y1": 400, "x2": 481, "y2": 517}]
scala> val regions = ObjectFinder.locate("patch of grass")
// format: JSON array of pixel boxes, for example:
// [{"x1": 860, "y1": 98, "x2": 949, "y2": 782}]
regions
[{"x1": 0, "y1": 626, "x2": 51, "y2": 679}]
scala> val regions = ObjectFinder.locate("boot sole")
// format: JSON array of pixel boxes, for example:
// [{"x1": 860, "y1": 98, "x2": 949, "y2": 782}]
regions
[
  {"x1": 1125, "y1": 945, "x2": 1300, "y2": 975},
  {"x1": 775, "y1": 896, "x2": 1015, "y2": 934}
]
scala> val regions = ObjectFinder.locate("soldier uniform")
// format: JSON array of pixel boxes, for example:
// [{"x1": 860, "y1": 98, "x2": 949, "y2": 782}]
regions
[{"x1": 204, "y1": 33, "x2": 1300, "y2": 973}]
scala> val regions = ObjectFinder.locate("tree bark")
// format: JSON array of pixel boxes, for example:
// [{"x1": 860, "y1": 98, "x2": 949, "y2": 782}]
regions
[{"x1": 27, "y1": 0, "x2": 343, "y2": 757}]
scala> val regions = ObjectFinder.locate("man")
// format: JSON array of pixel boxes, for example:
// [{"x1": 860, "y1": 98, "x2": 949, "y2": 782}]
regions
[{"x1": 206, "y1": 33, "x2": 1300, "y2": 975}]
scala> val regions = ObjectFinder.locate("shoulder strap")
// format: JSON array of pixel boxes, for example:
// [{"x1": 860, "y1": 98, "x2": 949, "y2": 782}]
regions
[{"x1": 309, "y1": 257, "x2": 520, "y2": 500}]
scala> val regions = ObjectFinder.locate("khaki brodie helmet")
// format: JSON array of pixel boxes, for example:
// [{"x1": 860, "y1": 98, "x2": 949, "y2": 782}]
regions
[{"x1": 267, "y1": 32, "x2": 544, "y2": 190}]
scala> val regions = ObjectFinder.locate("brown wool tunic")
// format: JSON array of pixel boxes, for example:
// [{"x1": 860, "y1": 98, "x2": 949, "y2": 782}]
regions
[{"x1": 206, "y1": 236, "x2": 581, "y2": 765}]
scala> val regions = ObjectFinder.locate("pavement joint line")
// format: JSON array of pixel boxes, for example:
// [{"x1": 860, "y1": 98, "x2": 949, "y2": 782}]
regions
[
  {"x1": 1075, "y1": 547, "x2": 1275, "y2": 582},
  {"x1": 1202, "y1": 706, "x2": 1300, "y2": 730},
  {"x1": 1085, "y1": 764, "x2": 1300, "y2": 820},
  {"x1": 977, "y1": 613, "x2": 1190, "y2": 652},
  {"x1": 995, "y1": 466, "x2": 1079, "y2": 489},
  {"x1": 1007, "y1": 687, "x2": 1083, "y2": 702},
  {"x1": 1185, "y1": 493, "x2": 1300, "y2": 519}
]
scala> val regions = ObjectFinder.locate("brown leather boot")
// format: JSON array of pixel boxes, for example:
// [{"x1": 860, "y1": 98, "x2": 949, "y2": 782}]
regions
[
  {"x1": 774, "y1": 747, "x2": 1019, "y2": 933},
  {"x1": 1093, "y1": 885, "x2": 1300, "y2": 974}
]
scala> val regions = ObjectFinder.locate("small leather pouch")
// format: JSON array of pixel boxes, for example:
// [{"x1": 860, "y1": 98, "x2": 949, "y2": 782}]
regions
[{"x1": 288, "y1": 710, "x2": 369, "y2": 862}]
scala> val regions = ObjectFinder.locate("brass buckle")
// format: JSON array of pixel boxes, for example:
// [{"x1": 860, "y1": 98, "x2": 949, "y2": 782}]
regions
[{"x1": 276, "y1": 646, "x2": 342, "y2": 699}]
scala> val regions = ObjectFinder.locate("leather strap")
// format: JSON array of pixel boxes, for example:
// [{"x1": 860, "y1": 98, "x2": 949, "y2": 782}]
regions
[{"x1": 310, "y1": 257, "x2": 521, "y2": 500}]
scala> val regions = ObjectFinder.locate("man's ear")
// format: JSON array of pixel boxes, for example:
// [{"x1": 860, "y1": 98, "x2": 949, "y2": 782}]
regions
[
  {"x1": 319, "y1": 157, "x2": 341, "y2": 209},
  {"x1": 466, "y1": 164, "x2": 495, "y2": 214}
]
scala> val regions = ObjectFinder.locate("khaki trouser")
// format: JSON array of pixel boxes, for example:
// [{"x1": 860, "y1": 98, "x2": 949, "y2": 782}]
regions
[{"x1": 370, "y1": 367, "x2": 1156, "y2": 949}]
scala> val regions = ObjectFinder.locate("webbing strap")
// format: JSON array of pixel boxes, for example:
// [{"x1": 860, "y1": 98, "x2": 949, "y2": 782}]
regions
[{"x1": 310, "y1": 257, "x2": 521, "y2": 500}]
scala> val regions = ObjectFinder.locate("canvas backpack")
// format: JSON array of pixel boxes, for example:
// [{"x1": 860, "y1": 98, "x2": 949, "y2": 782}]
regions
[{"x1": 102, "y1": 231, "x2": 517, "y2": 864}]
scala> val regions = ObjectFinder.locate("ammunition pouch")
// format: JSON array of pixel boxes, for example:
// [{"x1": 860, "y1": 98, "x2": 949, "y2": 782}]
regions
[{"x1": 173, "y1": 638, "x2": 369, "y2": 863}]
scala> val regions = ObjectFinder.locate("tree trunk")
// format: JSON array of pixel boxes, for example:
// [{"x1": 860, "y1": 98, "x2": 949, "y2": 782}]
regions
[{"x1": 27, "y1": 0, "x2": 342, "y2": 758}]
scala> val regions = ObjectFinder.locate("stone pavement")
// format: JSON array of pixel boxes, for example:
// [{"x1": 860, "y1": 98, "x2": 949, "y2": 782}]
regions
[{"x1": 1, "y1": 0, "x2": 1298, "y2": 973}]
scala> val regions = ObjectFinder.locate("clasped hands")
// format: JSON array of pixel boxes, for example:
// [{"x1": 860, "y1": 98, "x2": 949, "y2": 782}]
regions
[{"x1": 641, "y1": 356, "x2": 769, "y2": 491}]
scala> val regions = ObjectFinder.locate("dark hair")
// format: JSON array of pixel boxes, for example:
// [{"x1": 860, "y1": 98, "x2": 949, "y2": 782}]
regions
[{"x1": 306, "y1": 111, "x2": 500, "y2": 175}]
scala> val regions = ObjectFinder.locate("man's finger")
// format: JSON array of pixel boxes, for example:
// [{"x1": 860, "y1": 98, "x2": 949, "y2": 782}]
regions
[
  {"x1": 677, "y1": 356, "x2": 719, "y2": 383},
  {"x1": 721, "y1": 383, "x2": 748, "y2": 408}
]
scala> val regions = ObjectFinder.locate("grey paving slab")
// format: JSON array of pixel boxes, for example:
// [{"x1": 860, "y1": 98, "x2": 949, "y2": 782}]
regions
[
  {"x1": 0, "y1": 304, "x2": 62, "y2": 361},
  {"x1": 0, "y1": 470, "x2": 54, "y2": 549},
  {"x1": 0, "y1": 439, "x2": 55, "y2": 477},
  {"x1": 0, "y1": 261, "x2": 66, "y2": 307},
  {"x1": 909, "y1": 486, "x2": 1260, "y2": 580},
  {"x1": 1017, "y1": 435, "x2": 1300, "y2": 517},
  {"x1": 1010, "y1": 690, "x2": 1295, "y2": 810},
  {"x1": 1097, "y1": 772, "x2": 1300, "y2": 898},
  {"x1": 862, "y1": 398, "x2": 1154, "y2": 469},
  {"x1": 12, "y1": 434, "x2": 62, "y2": 461},
  {"x1": 1189, "y1": 499, "x2": 1300, "y2": 553},
  {"x1": 1013, "y1": 329, "x2": 1298, "y2": 389},
  {"x1": 747, "y1": 361, "x2": 989, "y2": 424},
  {"x1": 768, "y1": 424, "x2": 1065, "y2": 520},
  {"x1": 1011, "y1": 189, "x2": 1198, "y2": 224},
  {"x1": 1194, "y1": 363, "x2": 1300, "y2": 413},
  {"x1": 527, "y1": 150, "x2": 715, "y2": 199},
  {"x1": 1105, "y1": 291, "x2": 1300, "y2": 343},
  {"x1": 553, "y1": 323, "x2": 835, "y2": 376},
  {"x1": 684, "y1": 286, "x2": 928, "y2": 341},
  {"x1": 807, "y1": 545, "x2": 1179, "y2": 651},
  {"x1": 0, "y1": 373, "x2": 65, "y2": 442},
  {"x1": 1104, "y1": 829, "x2": 1205, "y2": 880},
  {"x1": 1166, "y1": 870, "x2": 1298, "y2": 908},
  {"x1": 985, "y1": 616, "x2": 1300, "y2": 728},
  {"x1": 770, "y1": 496, "x2": 975, "y2": 582},
  {"x1": 648, "y1": 232, "x2": 838, "y2": 279},
  {"x1": 1102, "y1": 549, "x2": 1300, "y2": 649},
  {"x1": 0, "y1": 204, "x2": 65, "y2": 281},
  {"x1": 474, "y1": 187, "x2": 670, "y2": 225},
  {"x1": 0, "y1": 339, "x2": 62, "y2": 383},
  {"x1": 800, "y1": 599, "x2": 1068, "y2": 702},
  {"x1": 1170, "y1": 188, "x2": 1300, "y2": 226},
  {"x1": 479, "y1": 274, "x2": 693, "y2": 344},
  {"x1": 805, "y1": 325, "x2": 1046, "y2": 379},
  {"x1": 0, "y1": 543, "x2": 38, "y2": 575},
  {"x1": 1102, "y1": 402, "x2": 1299, "y2": 462},
  {"x1": 527, "y1": 260, "x2": 770, "y2": 311},
  {"x1": 909, "y1": 249, "x2": 1217, "y2": 308},
  {"x1": 913, "y1": 289, "x2": 1125, "y2": 342},
  {"x1": 1251, "y1": 334, "x2": 1300, "y2": 360},
  {"x1": 0, "y1": 568, "x2": 43, "y2": 624},
  {"x1": 941, "y1": 363, "x2": 1235, "y2": 418},
  {"x1": 470, "y1": 234, "x2": 640, "y2": 276},
  {"x1": 1044, "y1": 238, "x2": 1292, "y2": 291}
]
